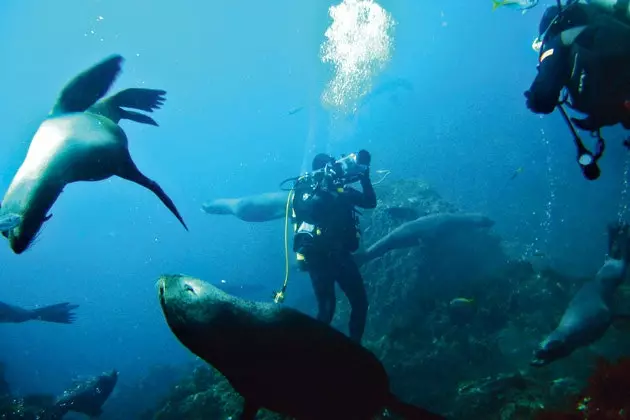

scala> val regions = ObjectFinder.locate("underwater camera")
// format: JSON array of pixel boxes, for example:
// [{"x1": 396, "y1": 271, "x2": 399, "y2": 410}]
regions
[
  {"x1": 279, "y1": 149, "x2": 371, "y2": 192},
  {"x1": 333, "y1": 150, "x2": 370, "y2": 184}
]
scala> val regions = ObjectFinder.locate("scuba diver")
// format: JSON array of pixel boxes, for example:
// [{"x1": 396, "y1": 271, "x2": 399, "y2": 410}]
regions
[
  {"x1": 525, "y1": 0, "x2": 630, "y2": 179},
  {"x1": 289, "y1": 150, "x2": 376, "y2": 344}
]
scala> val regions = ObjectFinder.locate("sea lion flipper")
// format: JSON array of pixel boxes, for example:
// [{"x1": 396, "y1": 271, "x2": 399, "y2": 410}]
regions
[
  {"x1": 109, "y1": 88, "x2": 166, "y2": 112},
  {"x1": 119, "y1": 109, "x2": 159, "y2": 126},
  {"x1": 117, "y1": 158, "x2": 188, "y2": 231},
  {"x1": 50, "y1": 55, "x2": 123, "y2": 116}
]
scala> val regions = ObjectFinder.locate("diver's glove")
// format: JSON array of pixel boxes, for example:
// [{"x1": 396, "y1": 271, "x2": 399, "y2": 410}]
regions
[
  {"x1": 524, "y1": 90, "x2": 556, "y2": 114},
  {"x1": 357, "y1": 149, "x2": 371, "y2": 179}
]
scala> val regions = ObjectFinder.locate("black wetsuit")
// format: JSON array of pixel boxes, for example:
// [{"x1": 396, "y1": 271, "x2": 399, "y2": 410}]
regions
[
  {"x1": 526, "y1": 3, "x2": 630, "y2": 130},
  {"x1": 298, "y1": 176, "x2": 376, "y2": 343}
]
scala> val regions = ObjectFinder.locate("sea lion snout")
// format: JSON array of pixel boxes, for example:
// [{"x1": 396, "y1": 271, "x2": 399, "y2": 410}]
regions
[
  {"x1": 8, "y1": 217, "x2": 42, "y2": 254},
  {"x1": 530, "y1": 338, "x2": 567, "y2": 367}
]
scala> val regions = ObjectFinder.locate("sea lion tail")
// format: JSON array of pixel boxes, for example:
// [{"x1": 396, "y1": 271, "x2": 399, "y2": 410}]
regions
[
  {"x1": 108, "y1": 88, "x2": 166, "y2": 126},
  {"x1": 386, "y1": 393, "x2": 445, "y2": 420},
  {"x1": 30, "y1": 303, "x2": 79, "y2": 324},
  {"x1": 607, "y1": 221, "x2": 630, "y2": 262}
]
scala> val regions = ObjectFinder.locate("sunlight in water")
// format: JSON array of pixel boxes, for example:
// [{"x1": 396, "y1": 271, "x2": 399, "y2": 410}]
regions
[{"x1": 320, "y1": 0, "x2": 396, "y2": 114}]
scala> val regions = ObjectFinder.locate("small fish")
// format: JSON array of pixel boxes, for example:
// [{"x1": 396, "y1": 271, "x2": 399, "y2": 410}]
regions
[
  {"x1": 288, "y1": 106, "x2": 304, "y2": 116},
  {"x1": 509, "y1": 167, "x2": 524, "y2": 181},
  {"x1": 492, "y1": 0, "x2": 538, "y2": 11},
  {"x1": 0, "y1": 213, "x2": 22, "y2": 232},
  {"x1": 449, "y1": 297, "x2": 475, "y2": 308}
]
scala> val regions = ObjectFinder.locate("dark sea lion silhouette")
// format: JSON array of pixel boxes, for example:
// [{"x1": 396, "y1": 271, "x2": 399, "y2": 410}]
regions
[
  {"x1": 158, "y1": 274, "x2": 445, "y2": 420},
  {"x1": 0, "y1": 54, "x2": 187, "y2": 253},
  {"x1": 356, "y1": 212, "x2": 495, "y2": 265},
  {"x1": 531, "y1": 222, "x2": 630, "y2": 366}
]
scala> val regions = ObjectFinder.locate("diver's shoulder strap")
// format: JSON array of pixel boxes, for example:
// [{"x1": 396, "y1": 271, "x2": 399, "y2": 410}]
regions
[{"x1": 560, "y1": 26, "x2": 588, "y2": 45}]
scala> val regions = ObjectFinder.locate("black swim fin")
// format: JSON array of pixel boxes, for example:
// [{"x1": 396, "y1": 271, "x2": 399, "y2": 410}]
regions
[
  {"x1": 51, "y1": 55, "x2": 124, "y2": 116},
  {"x1": 386, "y1": 392, "x2": 446, "y2": 420}
]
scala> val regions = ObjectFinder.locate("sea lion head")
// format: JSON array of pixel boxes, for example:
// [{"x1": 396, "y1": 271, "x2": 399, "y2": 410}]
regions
[
  {"x1": 157, "y1": 274, "x2": 232, "y2": 353},
  {"x1": 8, "y1": 218, "x2": 43, "y2": 254},
  {"x1": 2, "y1": 176, "x2": 59, "y2": 254},
  {"x1": 530, "y1": 336, "x2": 571, "y2": 367}
]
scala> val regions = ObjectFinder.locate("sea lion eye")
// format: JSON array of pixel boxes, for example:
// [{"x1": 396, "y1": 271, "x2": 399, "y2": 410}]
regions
[{"x1": 184, "y1": 283, "x2": 197, "y2": 295}]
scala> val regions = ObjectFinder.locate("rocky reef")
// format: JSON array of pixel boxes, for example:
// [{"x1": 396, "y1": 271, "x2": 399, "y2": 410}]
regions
[{"x1": 143, "y1": 179, "x2": 630, "y2": 420}]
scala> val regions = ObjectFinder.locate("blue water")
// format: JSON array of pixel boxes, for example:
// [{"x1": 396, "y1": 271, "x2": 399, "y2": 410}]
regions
[{"x1": 0, "y1": 0, "x2": 627, "y2": 402}]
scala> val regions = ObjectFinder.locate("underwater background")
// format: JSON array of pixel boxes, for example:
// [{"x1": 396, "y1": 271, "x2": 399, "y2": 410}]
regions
[{"x1": 1, "y1": 0, "x2": 630, "y2": 418}]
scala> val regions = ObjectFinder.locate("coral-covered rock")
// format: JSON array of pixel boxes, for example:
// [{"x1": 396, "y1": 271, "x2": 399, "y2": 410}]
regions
[{"x1": 146, "y1": 179, "x2": 630, "y2": 420}]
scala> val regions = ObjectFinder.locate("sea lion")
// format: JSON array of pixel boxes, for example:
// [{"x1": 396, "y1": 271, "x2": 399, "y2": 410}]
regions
[
  {"x1": 201, "y1": 192, "x2": 289, "y2": 222},
  {"x1": 531, "y1": 222, "x2": 630, "y2": 366},
  {"x1": 0, "y1": 213, "x2": 21, "y2": 233},
  {"x1": 158, "y1": 274, "x2": 444, "y2": 420},
  {"x1": 0, "y1": 369, "x2": 118, "y2": 419},
  {"x1": 356, "y1": 212, "x2": 495, "y2": 265},
  {"x1": 0, "y1": 54, "x2": 188, "y2": 254},
  {"x1": 55, "y1": 370, "x2": 118, "y2": 417},
  {"x1": 0, "y1": 301, "x2": 78, "y2": 324}
]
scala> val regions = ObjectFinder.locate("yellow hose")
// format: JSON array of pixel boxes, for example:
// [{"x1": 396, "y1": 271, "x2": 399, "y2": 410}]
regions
[{"x1": 273, "y1": 189, "x2": 295, "y2": 304}]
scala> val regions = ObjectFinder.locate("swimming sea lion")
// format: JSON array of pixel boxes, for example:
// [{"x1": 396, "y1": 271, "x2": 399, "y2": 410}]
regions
[
  {"x1": 0, "y1": 54, "x2": 187, "y2": 254},
  {"x1": 356, "y1": 212, "x2": 495, "y2": 265},
  {"x1": 531, "y1": 222, "x2": 630, "y2": 366},
  {"x1": 55, "y1": 370, "x2": 118, "y2": 417},
  {"x1": 0, "y1": 213, "x2": 21, "y2": 233},
  {"x1": 201, "y1": 192, "x2": 289, "y2": 222},
  {"x1": 0, "y1": 301, "x2": 78, "y2": 324},
  {"x1": 158, "y1": 274, "x2": 444, "y2": 420},
  {"x1": 0, "y1": 369, "x2": 118, "y2": 419}
]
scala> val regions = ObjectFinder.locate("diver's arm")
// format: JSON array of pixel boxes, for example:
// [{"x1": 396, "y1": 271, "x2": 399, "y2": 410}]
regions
[
  {"x1": 524, "y1": 35, "x2": 572, "y2": 114},
  {"x1": 348, "y1": 174, "x2": 377, "y2": 209}
]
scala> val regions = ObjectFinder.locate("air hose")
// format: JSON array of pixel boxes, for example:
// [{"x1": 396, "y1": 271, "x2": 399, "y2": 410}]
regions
[{"x1": 273, "y1": 189, "x2": 295, "y2": 304}]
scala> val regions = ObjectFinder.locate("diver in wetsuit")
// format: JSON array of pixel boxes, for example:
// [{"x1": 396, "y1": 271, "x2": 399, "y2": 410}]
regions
[
  {"x1": 525, "y1": 1, "x2": 630, "y2": 178},
  {"x1": 291, "y1": 150, "x2": 376, "y2": 343}
]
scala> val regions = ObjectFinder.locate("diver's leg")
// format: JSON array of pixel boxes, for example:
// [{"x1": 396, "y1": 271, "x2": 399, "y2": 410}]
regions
[
  {"x1": 336, "y1": 254, "x2": 368, "y2": 343},
  {"x1": 308, "y1": 264, "x2": 336, "y2": 325}
]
